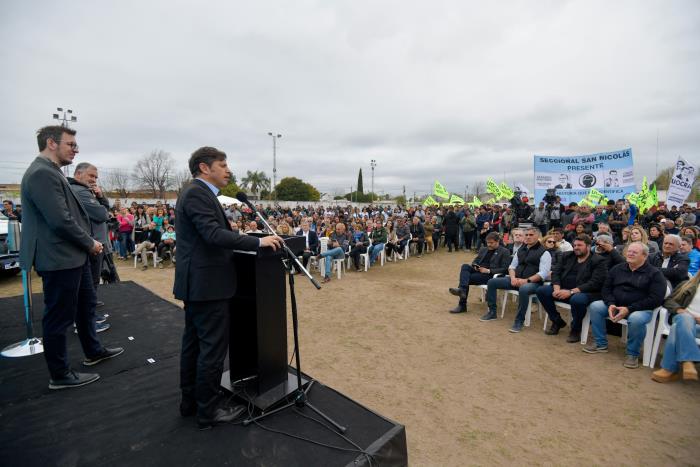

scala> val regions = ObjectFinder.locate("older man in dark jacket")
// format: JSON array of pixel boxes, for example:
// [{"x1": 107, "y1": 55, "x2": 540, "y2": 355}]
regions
[
  {"x1": 649, "y1": 234, "x2": 689, "y2": 290},
  {"x1": 584, "y1": 242, "x2": 667, "y2": 369},
  {"x1": 449, "y1": 231, "x2": 511, "y2": 313},
  {"x1": 21, "y1": 126, "x2": 122, "y2": 390},
  {"x1": 536, "y1": 234, "x2": 607, "y2": 342}
]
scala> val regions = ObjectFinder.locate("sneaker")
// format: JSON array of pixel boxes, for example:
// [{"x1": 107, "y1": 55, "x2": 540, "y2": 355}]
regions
[
  {"x1": 322, "y1": 276, "x2": 331, "y2": 283},
  {"x1": 96, "y1": 322, "x2": 111, "y2": 333},
  {"x1": 82, "y1": 347, "x2": 125, "y2": 366},
  {"x1": 49, "y1": 370, "x2": 100, "y2": 390},
  {"x1": 449, "y1": 288, "x2": 467, "y2": 299},
  {"x1": 479, "y1": 310, "x2": 498, "y2": 322},
  {"x1": 96, "y1": 301, "x2": 105, "y2": 308},
  {"x1": 95, "y1": 315, "x2": 108, "y2": 324},
  {"x1": 582, "y1": 343, "x2": 608, "y2": 354},
  {"x1": 509, "y1": 322, "x2": 524, "y2": 333},
  {"x1": 623, "y1": 355, "x2": 639, "y2": 369}
]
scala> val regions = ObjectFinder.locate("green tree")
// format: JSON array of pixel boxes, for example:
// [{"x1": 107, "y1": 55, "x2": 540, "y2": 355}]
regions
[
  {"x1": 394, "y1": 195, "x2": 406, "y2": 205},
  {"x1": 357, "y1": 168, "x2": 364, "y2": 194},
  {"x1": 220, "y1": 178, "x2": 243, "y2": 198},
  {"x1": 653, "y1": 165, "x2": 699, "y2": 202},
  {"x1": 273, "y1": 177, "x2": 321, "y2": 201},
  {"x1": 241, "y1": 170, "x2": 271, "y2": 198}
]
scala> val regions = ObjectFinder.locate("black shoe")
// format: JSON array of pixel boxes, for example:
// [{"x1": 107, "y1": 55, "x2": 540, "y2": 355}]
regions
[
  {"x1": 82, "y1": 347, "x2": 124, "y2": 366},
  {"x1": 566, "y1": 331, "x2": 581, "y2": 343},
  {"x1": 96, "y1": 301, "x2": 105, "y2": 308},
  {"x1": 449, "y1": 305, "x2": 467, "y2": 314},
  {"x1": 49, "y1": 370, "x2": 100, "y2": 390},
  {"x1": 449, "y1": 287, "x2": 467, "y2": 299},
  {"x1": 197, "y1": 404, "x2": 246, "y2": 430},
  {"x1": 180, "y1": 399, "x2": 197, "y2": 417},
  {"x1": 544, "y1": 319, "x2": 566, "y2": 335}
]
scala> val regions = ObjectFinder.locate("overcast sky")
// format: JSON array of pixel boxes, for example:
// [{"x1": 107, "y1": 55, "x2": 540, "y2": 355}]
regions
[{"x1": 1, "y1": 0, "x2": 698, "y2": 197}]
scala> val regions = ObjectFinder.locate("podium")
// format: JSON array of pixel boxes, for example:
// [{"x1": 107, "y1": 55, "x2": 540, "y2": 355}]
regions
[{"x1": 221, "y1": 235, "x2": 307, "y2": 411}]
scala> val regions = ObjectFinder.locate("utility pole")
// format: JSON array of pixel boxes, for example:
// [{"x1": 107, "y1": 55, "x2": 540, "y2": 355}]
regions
[
  {"x1": 268, "y1": 132, "x2": 282, "y2": 199},
  {"x1": 370, "y1": 159, "x2": 376, "y2": 203}
]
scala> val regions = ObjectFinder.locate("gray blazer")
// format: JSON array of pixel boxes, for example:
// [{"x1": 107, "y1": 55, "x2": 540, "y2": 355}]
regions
[
  {"x1": 68, "y1": 178, "x2": 111, "y2": 252},
  {"x1": 20, "y1": 157, "x2": 95, "y2": 271}
]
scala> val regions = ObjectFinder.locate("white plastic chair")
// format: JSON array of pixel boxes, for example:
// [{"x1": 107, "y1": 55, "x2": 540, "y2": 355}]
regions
[
  {"x1": 317, "y1": 237, "x2": 329, "y2": 275},
  {"x1": 332, "y1": 245, "x2": 349, "y2": 279},
  {"x1": 541, "y1": 301, "x2": 589, "y2": 345},
  {"x1": 649, "y1": 307, "x2": 700, "y2": 368},
  {"x1": 348, "y1": 239, "x2": 372, "y2": 272},
  {"x1": 133, "y1": 248, "x2": 158, "y2": 268},
  {"x1": 500, "y1": 289, "x2": 541, "y2": 326}
]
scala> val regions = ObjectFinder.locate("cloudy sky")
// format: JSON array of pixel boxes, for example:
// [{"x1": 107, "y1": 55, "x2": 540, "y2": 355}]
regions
[{"x1": 1, "y1": 0, "x2": 698, "y2": 198}]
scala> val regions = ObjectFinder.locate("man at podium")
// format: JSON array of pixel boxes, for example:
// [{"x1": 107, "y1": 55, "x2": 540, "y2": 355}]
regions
[{"x1": 174, "y1": 146, "x2": 282, "y2": 430}]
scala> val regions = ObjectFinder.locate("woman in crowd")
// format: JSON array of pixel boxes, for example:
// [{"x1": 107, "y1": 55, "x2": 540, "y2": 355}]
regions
[
  {"x1": 616, "y1": 225, "x2": 659, "y2": 256},
  {"x1": 368, "y1": 219, "x2": 387, "y2": 265},
  {"x1": 384, "y1": 220, "x2": 400, "y2": 261},
  {"x1": 133, "y1": 205, "x2": 150, "y2": 245},
  {"x1": 651, "y1": 273, "x2": 700, "y2": 383},
  {"x1": 157, "y1": 224, "x2": 176, "y2": 266},
  {"x1": 348, "y1": 222, "x2": 370, "y2": 271},
  {"x1": 541, "y1": 233, "x2": 560, "y2": 278},
  {"x1": 276, "y1": 221, "x2": 292, "y2": 236},
  {"x1": 648, "y1": 223, "x2": 664, "y2": 251},
  {"x1": 423, "y1": 215, "x2": 435, "y2": 253},
  {"x1": 116, "y1": 207, "x2": 135, "y2": 259},
  {"x1": 566, "y1": 223, "x2": 586, "y2": 244},
  {"x1": 152, "y1": 208, "x2": 165, "y2": 232}
]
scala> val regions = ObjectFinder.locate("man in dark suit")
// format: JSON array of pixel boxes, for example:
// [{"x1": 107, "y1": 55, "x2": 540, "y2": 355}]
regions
[
  {"x1": 649, "y1": 234, "x2": 689, "y2": 290},
  {"x1": 174, "y1": 146, "x2": 282, "y2": 429},
  {"x1": 20, "y1": 126, "x2": 123, "y2": 390},
  {"x1": 536, "y1": 234, "x2": 608, "y2": 342},
  {"x1": 448, "y1": 232, "x2": 511, "y2": 313},
  {"x1": 296, "y1": 218, "x2": 319, "y2": 268}
]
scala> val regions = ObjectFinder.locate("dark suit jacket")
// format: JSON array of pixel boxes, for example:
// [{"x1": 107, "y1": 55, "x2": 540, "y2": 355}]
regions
[
  {"x1": 19, "y1": 157, "x2": 94, "y2": 271},
  {"x1": 552, "y1": 252, "x2": 608, "y2": 300},
  {"x1": 649, "y1": 251, "x2": 690, "y2": 289},
  {"x1": 297, "y1": 229, "x2": 319, "y2": 253},
  {"x1": 173, "y1": 179, "x2": 260, "y2": 302},
  {"x1": 473, "y1": 246, "x2": 511, "y2": 275}
]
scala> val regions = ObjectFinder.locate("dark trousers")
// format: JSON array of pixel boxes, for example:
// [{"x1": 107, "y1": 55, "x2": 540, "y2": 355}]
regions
[
  {"x1": 457, "y1": 265, "x2": 491, "y2": 306},
  {"x1": 38, "y1": 260, "x2": 102, "y2": 378},
  {"x1": 301, "y1": 250, "x2": 313, "y2": 268},
  {"x1": 432, "y1": 231, "x2": 441, "y2": 248},
  {"x1": 180, "y1": 299, "x2": 230, "y2": 416},
  {"x1": 157, "y1": 242, "x2": 175, "y2": 259},
  {"x1": 445, "y1": 233, "x2": 458, "y2": 251},
  {"x1": 349, "y1": 245, "x2": 368, "y2": 269},
  {"x1": 535, "y1": 285, "x2": 592, "y2": 332},
  {"x1": 463, "y1": 231, "x2": 474, "y2": 250},
  {"x1": 410, "y1": 238, "x2": 424, "y2": 255},
  {"x1": 89, "y1": 251, "x2": 103, "y2": 288}
]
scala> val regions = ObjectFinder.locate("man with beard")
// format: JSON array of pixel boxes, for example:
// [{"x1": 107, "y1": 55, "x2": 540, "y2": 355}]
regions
[{"x1": 535, "y1": 234, "x2": 607, "y2": 342}]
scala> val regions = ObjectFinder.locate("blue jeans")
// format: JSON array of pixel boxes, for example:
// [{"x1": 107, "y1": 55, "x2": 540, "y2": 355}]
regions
[
  {"x1": 661, "y1": 313, "x2": 700, "y2": 372},
  {"x1": 320, "y1": 247, "x2": 345, "y2": 277},
  {"x1": 118, "y1": 232, "x2": 134, "y2": 257},
  {"x1": 535, "y1": 285, "x2": 592, "y2": 332},
  {"x1": 486, "y1": 276, "x2": 540, "y2": 325},
  {"x1": 589, "y1": 300, "x2": 653, "y2": 357},
  {"x1": 457, "y1": 264, "x2": 491, "y2": 307},
  {"x1": 368, "y1": 243, "x2": 384, "y2": 265}
]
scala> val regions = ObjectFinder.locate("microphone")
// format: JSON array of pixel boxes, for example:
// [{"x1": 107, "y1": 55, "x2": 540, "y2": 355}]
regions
[{"x1": 235, "y1": 192, "x2": 254, "y2": 210}]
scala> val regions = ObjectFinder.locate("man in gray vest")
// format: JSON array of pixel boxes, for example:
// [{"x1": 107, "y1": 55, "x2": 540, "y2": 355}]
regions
[
  {"x1": 20, "y1": 125, "x2": 123, "y2": 390},
  {"x1": 480, "y1": 226, "x2": 552, "y2": 333},
  {"x1": 68, "y1": 162, "x2": 112, "y2": 331}
]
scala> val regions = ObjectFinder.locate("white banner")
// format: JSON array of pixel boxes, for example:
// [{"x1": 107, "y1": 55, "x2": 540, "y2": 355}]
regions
[{"x1": 666, "y1": 157, "x2": 696, "y2": 207}]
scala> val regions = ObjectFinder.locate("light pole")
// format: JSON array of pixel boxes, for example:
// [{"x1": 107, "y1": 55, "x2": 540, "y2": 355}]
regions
[
  {"x1": 268, "y1": 132, "x2": 282, "y2": 199},
  {"x1": 52, "y1": 107, "x2": 77, "y2": 176},
  {"x1": 370, "y1": 159, "x2": 376, "y2": 204}
]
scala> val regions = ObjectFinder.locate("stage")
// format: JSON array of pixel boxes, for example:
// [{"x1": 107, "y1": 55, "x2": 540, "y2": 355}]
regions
[{"x1": 0, "y1": 281, "x2": 407, "y2": 466}]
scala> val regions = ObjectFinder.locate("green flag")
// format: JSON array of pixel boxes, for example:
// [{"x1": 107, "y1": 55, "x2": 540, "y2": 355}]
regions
[
  {"x1": 486, "y1": 178, "x2": 501, "y2": 199},
  {"x1": 467, "y1": 196, "x2": 482, "y2": 208},
  {"x1": 449, "y1": 194, "x2": 465, "y2": 205},
  {"x1": 423, "y1": 195, "x2": 438, "y2": 207},
  {"x1": 499, "y1": 182, "x2": 514, "y2": 200},
  {"x1": 433, "y1": 181, "x2": 449, "y2": 199}
]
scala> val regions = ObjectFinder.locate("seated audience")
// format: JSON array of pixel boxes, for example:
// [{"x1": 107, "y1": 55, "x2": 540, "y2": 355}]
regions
[
  {"x1": 349, "y1": 223, "x2": 370, "y2": 271},
  {"x1": 680, "y1": 235, "x2": 700, "y2": 276},
  {"x1": 536, "y1": 234, "x2": 607, "y2": 342},
  {"x1": 368, "y1": 220, "x2": 387, "y2": 266},
  {"x1": 649, "y1": 234, "x2": 689, "y2": 289},
  {"x1": 583, "y1": 242, "x2": 667, "y2": 368},
  {"x1": 135, "y1": 222, "x2": 162, "y2": 270},
  {"x1": 318, "y1": 222, "x2": 351, "y2": 283},
  {"x1": 480, "y1": 227, "x2": 552, "y2": 333},
  {"x1": 157, "y1": 224, "x2": 176, "y2": 266},
  {"x1": 296, "y1": 220, "x2": 319, "y2": 269},
  {"x1": 651, "y1": 275, "x2": 700, "y2": 382},
  {"x1": 593, "y1": 234, "x2": 625, "y2": 269},
  {"x1": 409, "y1": 216, "x2": 425, "y2": 257},
  {"x1": 448, "y1": 232, "x2": 511, "y2": 314}
]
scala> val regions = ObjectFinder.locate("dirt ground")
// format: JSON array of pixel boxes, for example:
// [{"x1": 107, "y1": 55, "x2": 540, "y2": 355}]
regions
[{"x1": 1, "y1": 250, "x2": 699, "y2": 466}]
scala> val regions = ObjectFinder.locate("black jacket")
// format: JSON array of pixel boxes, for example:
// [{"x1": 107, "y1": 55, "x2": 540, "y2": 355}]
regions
[
  {"x1": 552, "y1": 252, "x2": 608, "y2": 300},
  {"x1": 444, "y1": 211, "x2": 459, "y2": 236},
  {"x1": 602, "y1": 261, "x2": 667, "y2": 312},
  {"x1": 409, "y1": 222, "x2": 425, "y2": 239},
  {"x1": 649, "y1": 251, "x2": 690, "y2": 289},
  {"x1": 473, "y1": 246, "x2": 511, "y2": 276},
  {"x1": 173, "y1": 179, "x2": 260, "y2": 302},
  {"x1": 594, "y1": 246, "x2": 625, "y2": 269},
  {"x1": 296, "y1": 229, "x2": 319, "y2": 253},
  {"x1": 144, "y1": 228, "x2": 162, "y2": 245}
]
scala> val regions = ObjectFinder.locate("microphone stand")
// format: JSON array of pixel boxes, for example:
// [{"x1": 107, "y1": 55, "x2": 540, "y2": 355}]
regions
[{"x1": 239, "y1": 199, "x2": 346, "y2": 433}]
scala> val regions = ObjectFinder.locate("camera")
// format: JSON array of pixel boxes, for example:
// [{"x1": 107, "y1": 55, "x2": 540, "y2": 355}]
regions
[{"x1": 543, "y1": 188, "x2": 557, "y2": 206}]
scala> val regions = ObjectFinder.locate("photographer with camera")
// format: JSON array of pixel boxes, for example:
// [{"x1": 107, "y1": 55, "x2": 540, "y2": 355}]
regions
[{"x1": 447, "y1": 231, "x2": 511, "y2": 313}]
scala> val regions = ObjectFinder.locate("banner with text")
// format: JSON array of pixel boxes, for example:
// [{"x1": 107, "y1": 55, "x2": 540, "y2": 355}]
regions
[
  {"x1": 533, "y1": 149, "x2": 635, "y2": 204},
  {"x1": 666, "y1": 157, "x2": 696, "y2": 207}
]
